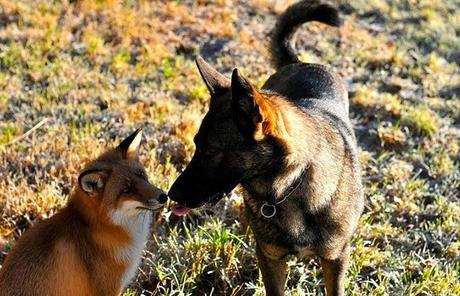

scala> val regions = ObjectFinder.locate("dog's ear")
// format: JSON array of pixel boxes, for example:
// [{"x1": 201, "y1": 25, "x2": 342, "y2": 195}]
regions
[
  {"x1": 117, "y1": 129, "x2": 142, "y2": 160},
  {"x1": 196, "y1": 56, "x2": 230, "y2": 96},
  {"x1": 78, "y1": 170, "x2": 107, "y2": 196},
  {"x1": 231, "y1": 69, "x2": 270, "y2": 141}
]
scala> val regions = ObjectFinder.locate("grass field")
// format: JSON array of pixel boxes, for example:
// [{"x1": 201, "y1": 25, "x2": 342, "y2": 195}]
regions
[{"x1": 0, "y1": 0, "x2": 459, "y2": 295}]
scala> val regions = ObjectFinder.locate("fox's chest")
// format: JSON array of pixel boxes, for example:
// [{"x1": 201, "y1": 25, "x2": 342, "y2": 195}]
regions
[{"x1": 112, "y1": 212, "x2": 152, "y2": 291}]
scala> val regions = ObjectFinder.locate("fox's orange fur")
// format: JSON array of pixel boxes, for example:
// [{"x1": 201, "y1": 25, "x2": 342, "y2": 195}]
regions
[{"x1": 0, "y1": 130, "x2": 166, "y2": 296}]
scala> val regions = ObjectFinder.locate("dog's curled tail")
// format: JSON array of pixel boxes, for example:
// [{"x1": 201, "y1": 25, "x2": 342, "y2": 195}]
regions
[{"x1": 270, "y1": 0, "x2": 341, "y2": 69}]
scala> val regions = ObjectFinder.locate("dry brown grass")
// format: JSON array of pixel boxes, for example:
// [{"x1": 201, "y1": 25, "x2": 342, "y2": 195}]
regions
[{"x1": 0, "y1": 0, "x2": 459, "y2": 295}]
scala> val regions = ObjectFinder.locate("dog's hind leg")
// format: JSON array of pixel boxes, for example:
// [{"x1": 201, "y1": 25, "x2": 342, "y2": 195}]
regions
[
  {"x1": 256, "y1": 244, "x2": 287, "y2": 296},
  {"x1": 320, "y1": 244, "x2": 350, "y2": 296}
]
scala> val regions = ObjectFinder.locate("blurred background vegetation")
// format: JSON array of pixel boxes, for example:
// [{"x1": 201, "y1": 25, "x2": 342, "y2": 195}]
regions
[{"x1": 0, "y1": 0, "x2": 459, "y2": 295}]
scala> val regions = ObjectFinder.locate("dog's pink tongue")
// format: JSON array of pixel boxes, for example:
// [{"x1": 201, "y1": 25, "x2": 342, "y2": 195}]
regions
[{"x1": 171, "y1": 204, "x2": 191, "y2": 217}]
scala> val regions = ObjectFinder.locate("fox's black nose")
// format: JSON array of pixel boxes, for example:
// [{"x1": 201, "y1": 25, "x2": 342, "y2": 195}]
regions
[{"x1": 158, "y1": 193, "x2": 168, "y2": 204}]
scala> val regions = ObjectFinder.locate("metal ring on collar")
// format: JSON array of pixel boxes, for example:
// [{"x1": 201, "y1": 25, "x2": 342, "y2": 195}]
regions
[{"x1": 260, "y1": 202, "x2": 276, "y2": 218}]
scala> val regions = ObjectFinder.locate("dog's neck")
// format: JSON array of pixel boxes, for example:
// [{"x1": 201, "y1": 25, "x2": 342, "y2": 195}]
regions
[
  {"x1": 243, "y1": 97, "x2": 319, "y2": 201},
  {"x1": 244, "y1": 94, "x2": 352, "y2": 212}
]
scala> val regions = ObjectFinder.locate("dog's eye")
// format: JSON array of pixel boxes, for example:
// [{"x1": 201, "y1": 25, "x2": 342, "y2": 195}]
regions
[
  {"x1": 136, "y1": 171, "x2": 148, "y2": 181},
  {"x1": 207, "y1": 147, "x2": 219, "y2": 154}
]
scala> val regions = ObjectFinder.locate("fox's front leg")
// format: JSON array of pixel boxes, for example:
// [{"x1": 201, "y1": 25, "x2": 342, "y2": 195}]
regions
[{"x1": 256, "y1": 244, "x2": 287, "y2": 296}]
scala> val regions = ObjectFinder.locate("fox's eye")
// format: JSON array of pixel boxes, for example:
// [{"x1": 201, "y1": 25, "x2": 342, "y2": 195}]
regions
[{"x1": 123, "y1": 182, "x2": 133, "y2": 193}]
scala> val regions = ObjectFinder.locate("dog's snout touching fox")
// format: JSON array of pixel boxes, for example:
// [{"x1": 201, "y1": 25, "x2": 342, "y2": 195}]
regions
[{"x1": 0, "y1": 129, "x2": 167, "y2": 296}]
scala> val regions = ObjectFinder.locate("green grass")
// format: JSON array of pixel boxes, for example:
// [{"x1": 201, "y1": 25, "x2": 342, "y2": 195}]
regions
[{"x1": 0, "y1": 0, "x2": 459, "y2": 295}]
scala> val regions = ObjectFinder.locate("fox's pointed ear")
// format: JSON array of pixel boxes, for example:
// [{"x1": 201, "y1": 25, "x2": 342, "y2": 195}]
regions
[
  {"x1": 78, "y1": 170, "x2": 107, "y2": 196},
  {"x1": 196, "y1": 56, "x2": 230, "y2": 96},
  {"x1": 117, "y1": 129, "x2": 142, "y2": 160},
  {"x1": 231, "y1": 69, "x2": 266, "y2": 140}
]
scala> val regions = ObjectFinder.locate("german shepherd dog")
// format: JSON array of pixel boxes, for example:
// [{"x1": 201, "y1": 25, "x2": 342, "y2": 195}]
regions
[{"x1": 169, "y1": 1, "x2": 364, "y2": 295}]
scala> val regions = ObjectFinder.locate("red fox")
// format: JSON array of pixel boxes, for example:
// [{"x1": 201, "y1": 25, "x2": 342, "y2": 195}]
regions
[{"x1": 0, "y1": 129, "x2": 168, "y2": 296}]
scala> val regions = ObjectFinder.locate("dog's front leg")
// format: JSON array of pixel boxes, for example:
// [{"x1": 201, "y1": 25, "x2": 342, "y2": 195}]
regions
[
  {"x1": 256, "y1": 244, "x2": 287, "y2": 296},
  {"x1": 320, "y1": 244, "x2": 350, "y2": 296}
]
